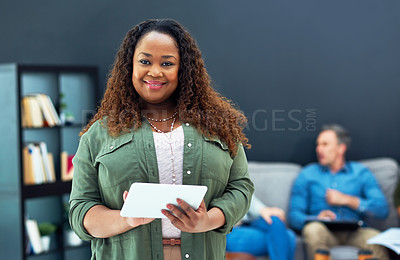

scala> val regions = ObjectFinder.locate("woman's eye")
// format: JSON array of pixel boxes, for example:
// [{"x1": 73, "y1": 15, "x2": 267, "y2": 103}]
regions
[
  {"x1": 162, "y1": 62, "x2": 173, "y2": 66},
  {"x1": 139, "y1": 59, "x2": 150, "y2": 65}
]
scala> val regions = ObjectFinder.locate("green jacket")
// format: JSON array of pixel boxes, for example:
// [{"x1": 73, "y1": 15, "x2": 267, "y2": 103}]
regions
[{"x1": 69, "y1": 119, "x2": 254, "y2": 260}]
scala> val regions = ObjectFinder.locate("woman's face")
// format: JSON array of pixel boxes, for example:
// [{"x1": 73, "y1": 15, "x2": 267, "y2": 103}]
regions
[{"x1": 132, "y1": 31, "x2": 180, "y2": 106}]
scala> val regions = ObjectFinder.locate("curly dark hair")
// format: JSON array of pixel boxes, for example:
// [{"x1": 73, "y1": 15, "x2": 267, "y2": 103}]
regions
[{"x1": 82, "y1": 19, "x2": 250, "y2": 155}]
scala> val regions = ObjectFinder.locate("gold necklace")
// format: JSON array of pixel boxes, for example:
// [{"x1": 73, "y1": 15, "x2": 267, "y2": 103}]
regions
[{"x1": 143, "y1": 111, "x2": 178, "y2": 122}]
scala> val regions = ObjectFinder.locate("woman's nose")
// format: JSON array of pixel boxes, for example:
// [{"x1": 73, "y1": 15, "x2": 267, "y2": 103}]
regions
[{"x1": 148, "y1": 65, "x2": 163, "y2": 77}]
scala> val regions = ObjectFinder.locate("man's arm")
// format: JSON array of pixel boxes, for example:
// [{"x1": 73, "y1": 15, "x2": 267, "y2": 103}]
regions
[
  {"x1": 325, "y1": 188, "x2": 360, "y2": 210},
  {"x1": 288, "y1": 171, "x2": 309, "y2": 231},
  {"x1": 325, "y1": 167, "x2": 388, "y2": 219},
  {"x1": 357, "y1": 168, "x2": 389, "y2": 219}
]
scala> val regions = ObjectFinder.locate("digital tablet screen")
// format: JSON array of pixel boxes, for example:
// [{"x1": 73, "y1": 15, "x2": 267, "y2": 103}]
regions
[{"x1": 120, "y1": 183, "x2": 208, "y2": 218}]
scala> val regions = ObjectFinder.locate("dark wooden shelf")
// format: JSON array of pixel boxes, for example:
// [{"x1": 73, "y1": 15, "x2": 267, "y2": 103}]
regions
[
  {"x1": 26, "y1": 242, "x2": 90, "y2": 258},
  {"x1": 22, "y1": 123, "x2": 85, "y2": 131},
  {"x1": 22, "y1": 181, "x2": 72, "y2": 199}
]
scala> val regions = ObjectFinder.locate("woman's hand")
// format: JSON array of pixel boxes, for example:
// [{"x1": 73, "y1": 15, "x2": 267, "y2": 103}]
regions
[
  {"x1": 259, "y1": 207, "x2": 286, "y2": 224},
  {"x1": 123, "y1": 191, "x2": 155, "y2": 227},
  {"x1": 161, "y1": 199, "x2": 224, "y2": 233}
]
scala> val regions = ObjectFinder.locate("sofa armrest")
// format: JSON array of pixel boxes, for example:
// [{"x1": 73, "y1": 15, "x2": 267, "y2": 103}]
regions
[{"x1": 359, "y1": 157, "x2": 400, "y2": 230}]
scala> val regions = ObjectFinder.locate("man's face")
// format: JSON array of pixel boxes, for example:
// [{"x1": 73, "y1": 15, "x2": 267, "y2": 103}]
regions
[{"x1": 316, "y1": 130, "x2": 345, "y2": 167}]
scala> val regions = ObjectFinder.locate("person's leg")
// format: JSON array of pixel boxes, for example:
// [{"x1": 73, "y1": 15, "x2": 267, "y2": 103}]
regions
[
  {"x1": 287, "y1": 228, "x2": 297, "y2": 260},
  {"x1": 302, "y1": 221, "x2": 339, "y2": 260},
  {"x1": 251, "y1": 216, "x2": 295, "y2": 260},
  {"x1": 346, "y1": 227, "x2": 389, "y2": 260},
  {"x1": 226, "y1": 224, "x2": 268, "y2": 256}
]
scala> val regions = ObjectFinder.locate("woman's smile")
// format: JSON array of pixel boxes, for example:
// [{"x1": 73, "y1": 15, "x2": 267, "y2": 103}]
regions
[{"x1": 145, "y1": 80, "x2": 166, "y2": 90}]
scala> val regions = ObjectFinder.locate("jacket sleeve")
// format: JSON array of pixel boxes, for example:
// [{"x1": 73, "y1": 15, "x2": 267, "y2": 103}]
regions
[
  {"x1": 288, "y1": 170, "x2": 309, "y2": 232},
  {"x1": 208, "y1": 144, "x2": 254, "y2": 234},
  {"x1": 357, "y1": 167, "x2": 389, "y2": 219},
  {"x1": 68, "y1": 133, "x2": 102, "y2": 241}
]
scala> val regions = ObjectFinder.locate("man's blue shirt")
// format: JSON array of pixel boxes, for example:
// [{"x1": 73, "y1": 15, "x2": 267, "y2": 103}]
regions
[{"x1": 288, "y1": 161, "x2": 389, "y2": 231}]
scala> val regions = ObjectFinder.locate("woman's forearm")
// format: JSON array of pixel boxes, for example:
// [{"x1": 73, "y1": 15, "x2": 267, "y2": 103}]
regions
[
  {"x1": 207, "y1": 207, "x2": 226, "y2": 231},
  {"x1": 83, "y1": 205, "x2": 135, "y2": 238}
]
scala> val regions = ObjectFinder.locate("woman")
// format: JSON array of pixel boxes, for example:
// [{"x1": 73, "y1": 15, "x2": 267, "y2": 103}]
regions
[{"x1": 69, "y1": 19, "x2": 254, "y2": 260}]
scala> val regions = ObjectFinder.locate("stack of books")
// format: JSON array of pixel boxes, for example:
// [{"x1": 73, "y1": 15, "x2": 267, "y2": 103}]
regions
[
  {"x1": 23, "y1": 142, "x2": 56, "y2": 185},
  {"x1": 25, "y1": 218, "x2": 43, "y2": 255},
  {"x1": 21, "y1": 94, "x2": 61, "y2": 128},
  {"x1": 61, "y1": 151, "x2": 74, "y2": 181}
]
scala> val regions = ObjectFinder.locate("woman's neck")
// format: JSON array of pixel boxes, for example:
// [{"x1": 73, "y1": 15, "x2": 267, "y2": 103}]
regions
[{"x1": 141, "y1": 101, "x2": 178, "y2": 121}]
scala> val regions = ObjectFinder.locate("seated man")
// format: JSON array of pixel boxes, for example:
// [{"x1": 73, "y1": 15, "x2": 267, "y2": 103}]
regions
[
  {"x1": 288, "y1": 124, "x2": 389, "y2": 260},
  {"x1": 226, "y1": 194, "x2": 296, "y2": 260}
]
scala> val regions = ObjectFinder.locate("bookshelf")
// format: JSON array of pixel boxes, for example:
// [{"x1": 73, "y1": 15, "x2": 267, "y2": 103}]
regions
[{"x1": 0, "y1": 63, "x2": 99, "y2": 260}]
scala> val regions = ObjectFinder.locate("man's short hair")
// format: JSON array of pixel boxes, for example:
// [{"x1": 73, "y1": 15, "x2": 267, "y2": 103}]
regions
[{"x1": 321, "y1": 124, "x2": 351, "y2": 148}]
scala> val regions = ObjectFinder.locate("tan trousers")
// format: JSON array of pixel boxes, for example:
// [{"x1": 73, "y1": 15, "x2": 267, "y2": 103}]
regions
[
  {"x1": 163, "y1": 245, "x2": 181, "y2": 260},
  {"x1": 302, "y1": 221, "x2": 388, "y2": 260}
]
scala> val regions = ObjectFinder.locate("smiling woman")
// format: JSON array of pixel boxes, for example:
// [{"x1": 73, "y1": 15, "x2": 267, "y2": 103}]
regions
[
  {"x1": 132, "y1": 31, "x2": 180, "y2": 108},
  {"x1": 68, "y1": 19, "x2": 254, "y2": 260}
]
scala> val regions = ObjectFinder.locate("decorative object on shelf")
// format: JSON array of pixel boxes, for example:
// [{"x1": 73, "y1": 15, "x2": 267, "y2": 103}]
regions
[
  {"x1": 63, "y1": 201, "x2": 83, "y2": 247},
  {"x1": 38, "y1": 222, "x2": 57, "y2": 252},
  {"x1": 64, "y1": 229, "x2": 83, "y2": 247},
  {"x1": 59, "y1": 92, "x2": 75, "y2": 125}
]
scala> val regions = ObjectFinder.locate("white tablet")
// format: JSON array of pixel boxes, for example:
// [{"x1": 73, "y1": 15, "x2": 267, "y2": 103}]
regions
[{"x1": 120, "y1": 183, "x2": 208, "y2": 218}]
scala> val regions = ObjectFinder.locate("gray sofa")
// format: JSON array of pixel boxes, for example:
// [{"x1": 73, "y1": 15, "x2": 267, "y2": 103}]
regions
[{"x1": 248, "y1": 157, "x2": 400, "y2": 260}]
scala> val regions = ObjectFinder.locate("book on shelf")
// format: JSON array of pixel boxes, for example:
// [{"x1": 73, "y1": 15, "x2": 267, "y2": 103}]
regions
[
  {"x1": 61, "y1": 151, "x2": 74, "y2": 181},
  {"x1": 22, "y1": 96, "x2": 43, "y2": 128},
  {"x1": 21, "y1": 94, "x2": 61, "y2": 128},
  {"x1": 367, "y1": 227, "x2": 400, "y2": 254},
  {"x1": 25, "y1": 218, "x2": 43, "y2": 254},
  {"x1": 23, "y1": 142, "x2": 56, "y2": 185}
]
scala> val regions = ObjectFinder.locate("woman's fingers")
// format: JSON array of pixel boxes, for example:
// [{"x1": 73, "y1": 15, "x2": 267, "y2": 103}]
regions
[
  {"x1": 176, "y1": 198, "x2": 197, "y2": 219},
  {"x1": 165, "y1": 203, "x2": 189, "y2": 222},
  {"x1": 123, "y1": 191, "x2": 128, "y2": 201}
]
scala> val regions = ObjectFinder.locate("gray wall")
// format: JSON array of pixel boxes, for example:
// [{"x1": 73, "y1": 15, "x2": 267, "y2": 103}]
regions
[{"x1": 1, "y1": 0, "x2": 399, "y2": 165}]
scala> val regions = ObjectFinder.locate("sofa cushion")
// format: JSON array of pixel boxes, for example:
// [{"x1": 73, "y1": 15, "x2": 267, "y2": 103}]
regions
[
  {"x1": 248, "y1": 161, "x2": 301, "y2": 213},
  {"x1": 359, "y1": 157, "x2": 399, "y2": 230}
]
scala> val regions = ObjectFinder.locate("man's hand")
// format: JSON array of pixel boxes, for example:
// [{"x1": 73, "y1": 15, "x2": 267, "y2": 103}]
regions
[
  {"x1": 317, "y1": 210, "x2": 336, "y2": 221},
  {"x1": 325, "y1": 188, "x2": 349, "y2": 206},
  {"x1": 325, "y1": 188, "x2": 360, "y2": 210},
  {"x1": 259, "y1": 207, "x2": 286, "y2": 224}
]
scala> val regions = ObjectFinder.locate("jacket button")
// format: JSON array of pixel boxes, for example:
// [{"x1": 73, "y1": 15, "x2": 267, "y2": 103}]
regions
[
  {"x1": 185, "y1": 254, "x2": 190, "y2": 258},
  {"x1": 186, "y1": 123, "x2": 190, "y2": 126},
  {"x1": 110, "y1": 145, "x2": 114, "y2": 150},
  {"x1": 186, "y1": 170, "x2": 191, "y2": 175},
  {"x1": 187, "y1": 143, "x2": 192, "y2": 147}
]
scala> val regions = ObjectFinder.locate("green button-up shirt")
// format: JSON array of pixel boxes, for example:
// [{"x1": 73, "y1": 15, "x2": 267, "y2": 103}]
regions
[{"x1": 69, "y1": 119, "x2": 254, "y2": 260}]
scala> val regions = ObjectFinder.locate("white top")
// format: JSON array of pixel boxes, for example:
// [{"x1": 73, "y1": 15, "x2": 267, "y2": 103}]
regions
[{"x1": 153, "y1": 126, "x2": 184, "y2": 238}]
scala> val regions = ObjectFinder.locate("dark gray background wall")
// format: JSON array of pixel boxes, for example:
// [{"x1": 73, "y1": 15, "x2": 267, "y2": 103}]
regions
[{"x1": 1, "y1": 0, "x2": 399, "y2": 165}]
